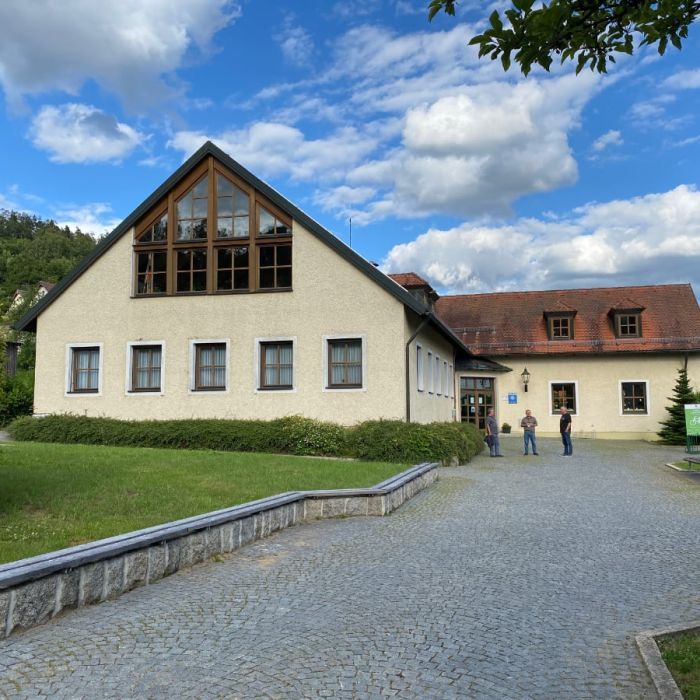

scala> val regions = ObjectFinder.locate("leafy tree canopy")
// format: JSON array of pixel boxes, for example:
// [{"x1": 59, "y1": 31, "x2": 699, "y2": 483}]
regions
[
  {"x1": 0, "y1": 210, "x2": 97, "y2": 317},
  {"x1": 429, "y1": 0, "x2": 700, "y2": 75}
]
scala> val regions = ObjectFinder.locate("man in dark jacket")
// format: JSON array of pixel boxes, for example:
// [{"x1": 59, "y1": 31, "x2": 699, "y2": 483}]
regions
[
  {"x1": 486, "y1": 408, "x2": 503, "y2": 457},
  {"x1": 560, "y1": 406, "x2": 573, "y2": 456}
]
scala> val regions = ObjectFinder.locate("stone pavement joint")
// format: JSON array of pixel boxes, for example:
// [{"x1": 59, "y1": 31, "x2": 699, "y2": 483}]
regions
[{"x1": 0, "y1": 437, "x2": 698, "y2": 698}]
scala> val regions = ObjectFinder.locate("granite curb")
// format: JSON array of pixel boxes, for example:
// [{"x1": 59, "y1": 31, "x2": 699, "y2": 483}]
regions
[
  {"x1": 636, "y1": 621, "x2": 700, "y2": 699},
  {"x1": 0, "y1": 460, "x2": 439, "y2": 638}
]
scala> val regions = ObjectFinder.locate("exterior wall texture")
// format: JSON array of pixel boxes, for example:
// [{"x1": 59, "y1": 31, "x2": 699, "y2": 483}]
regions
[
  {"x1": 33, "y1": 222, "x2": 410, "y2": 425},
  {"x1": 406, "y1": 315, "x2": 456, "y2": 424},
  {"x1": 456, "y1": 354, "x2": 699, "y2": 439}
]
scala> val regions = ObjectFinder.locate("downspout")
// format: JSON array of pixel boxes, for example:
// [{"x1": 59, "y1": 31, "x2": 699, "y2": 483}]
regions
[{"x1": 405, "y1": 315, "x2": 431, "y2": 423}]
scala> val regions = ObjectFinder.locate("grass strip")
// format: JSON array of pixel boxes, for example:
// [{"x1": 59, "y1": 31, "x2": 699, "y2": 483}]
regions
[
  {"x1": 0, "y1": 442, "x2": 406, "y2": 564},
  {"x1": 658, "y1": 631, "x2": 700, "y2": 700}
]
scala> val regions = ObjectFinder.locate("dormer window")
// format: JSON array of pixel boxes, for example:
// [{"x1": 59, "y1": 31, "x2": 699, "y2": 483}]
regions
[
  {"x1": 615, "y1": 313, "x2": 641, "y2": 338},
  {"x1": 544, "y1": 309, "x2": 576, "y2": 340}
]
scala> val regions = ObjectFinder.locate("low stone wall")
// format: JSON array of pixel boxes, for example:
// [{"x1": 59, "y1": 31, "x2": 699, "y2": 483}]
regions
[{"x1": 0, "y1": 462, "x2": 438, "y2": 638}]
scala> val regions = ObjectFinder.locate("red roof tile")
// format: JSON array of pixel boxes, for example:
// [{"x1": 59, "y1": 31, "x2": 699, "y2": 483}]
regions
[
  {"x1": 388, "y1": 272, "x2": 434, "y2": 289},
  {"x1": 434, "y1": 284, "x2": 700, "y2": 356}
]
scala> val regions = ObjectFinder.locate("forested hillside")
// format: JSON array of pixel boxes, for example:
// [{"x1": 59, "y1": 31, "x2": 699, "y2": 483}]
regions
[{"x1": 0, "y1": 210, "x2": 98, "y2": 316}]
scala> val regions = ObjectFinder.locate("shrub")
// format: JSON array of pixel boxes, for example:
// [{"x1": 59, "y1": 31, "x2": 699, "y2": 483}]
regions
[
  {"x1": 8, "y1": 414, "x2": 483, "y2": 464},
  {"x1": 0, "y1": 370, "x2": 34, "y2": 426}
]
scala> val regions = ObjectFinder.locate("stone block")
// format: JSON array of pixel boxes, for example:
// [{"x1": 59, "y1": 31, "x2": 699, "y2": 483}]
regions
[
  {"x1": 164, "y1": 540, "x2": 182, "y2": 577},
  {"x1": 12, "y1": 577, "x2": 56, "y2": 631},
  {"x1": 345, "y1": 497, "x2": 368, "y2": 517},
  {"x1": 239, "y1": 516, "x2": 255, "y2": 546},
  {"x1": 304, "y1": 499, "x2": 324, "y2": 520},
  {"x1": 124, "y1": 550, "x2": 148, "y2": 590},
  {"x1": 367, "y1": 496, "x2": 385, "y2": 516},
  {"x1": 323, "y1": 498, "x2": 347, "y2": 518},
  {"x1": 204, "y1": 527, "x2": 221, "y2": 559},
  {"x1": 57, "y1": 569, "x2": 80, "y2": 612},
  {"x1": 0, "y1": 589, "x2": 10, "y2": 637},
  {"x1": 182, "y1": 531, "x2": 207, "y2": 567},
  {"x1": 80, "y1": 561, "x2": 105, "y2": 605},
  {"x1": 267, "y1": 507, "x2": 282, "y2": 533},
  {"x1": 148, "y1": 544, "x2": 167, "y2": 582},
  {"x1": 103, "y1": 556, "x2": 125, "y2": 600}
]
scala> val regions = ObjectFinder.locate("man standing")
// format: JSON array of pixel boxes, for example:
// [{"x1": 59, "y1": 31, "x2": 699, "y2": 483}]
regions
[
  {"x1": 560, "y1": 406, "x2": 573, "y2": 456},
  {"x1": 486, "y1": 408, "x2": 503, "y2": 457},
  {"x1": 520, "y1": 409, "x2": 539, "y2": 455}
]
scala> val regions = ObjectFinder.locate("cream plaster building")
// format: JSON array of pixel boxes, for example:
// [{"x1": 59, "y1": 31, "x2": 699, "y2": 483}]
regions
[
  {"x1": 17, "y1": 142, "x2": 700, "y2": 439},
  {"x1": 16, "y1": 142, "x2": 465, "y2": 425}
]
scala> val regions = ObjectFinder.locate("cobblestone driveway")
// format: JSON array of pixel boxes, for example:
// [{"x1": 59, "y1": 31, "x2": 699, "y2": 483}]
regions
[{"x1": 1, "y1": 438, "x2": 699, "y2": 699}]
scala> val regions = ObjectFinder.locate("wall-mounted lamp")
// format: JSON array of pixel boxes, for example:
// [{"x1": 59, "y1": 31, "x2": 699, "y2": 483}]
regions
[{"x1": 521, "y1": 367, "x2": 531, "y2": 392}]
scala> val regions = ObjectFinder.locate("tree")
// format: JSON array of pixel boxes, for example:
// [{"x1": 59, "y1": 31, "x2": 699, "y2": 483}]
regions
[
  {"x1": 657, "y1": 364, "x2": 696, "y2": 444},
  {"x1": 428, "y1": 0, "x2": 700, "y2": 75}
]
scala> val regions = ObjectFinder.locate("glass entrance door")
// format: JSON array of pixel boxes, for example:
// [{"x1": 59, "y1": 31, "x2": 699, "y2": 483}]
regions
[{"x1": 460, "y1": 377, "x2": 494, "y2": 430}]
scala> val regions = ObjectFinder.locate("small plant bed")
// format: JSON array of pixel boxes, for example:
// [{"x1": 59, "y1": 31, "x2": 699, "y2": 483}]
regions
[
  {"x1": 0, "y1": 442, "x2": 406, "y2": 564},
  {"x1": 670, "y1": 460, "x2": 700, "y2": 472},
  {"x1": 657, "y1": 630, "x2": 700, "y2": 699}
]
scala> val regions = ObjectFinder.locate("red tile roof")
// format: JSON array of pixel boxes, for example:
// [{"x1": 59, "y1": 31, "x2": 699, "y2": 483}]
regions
[
  {"x1": 434, "y1": 284, "x2": 700, "y2": 356},
  {"x1": 388, "y1": 272, "x2": 433, "y2": 289}
]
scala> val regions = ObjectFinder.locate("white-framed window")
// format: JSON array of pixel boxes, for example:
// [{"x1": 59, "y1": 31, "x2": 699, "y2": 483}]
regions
[
  {"x1": 436, "y1": 355, "x2": 441, "y2": 395},
  {"x1": 256, "y1": 337, "x2": 296, "y2": 392},
  {"x1": 189, "y1": 339, "x2": 229, "y2": 392},
  {"x1": 619, "y1": 380, "x2": 649, "y2": 415},
  {"x1": 549, "y1": 380, "x2": 578, "y2": 415},
  {"x1": 126, "y1": 341, "x2": 164, "y2": 394},
  {"x1": 322, "y1": 335, "x2": 366, "y2": 391},
  {"x1": 427, "y1": 351, "x2": 433, "y2": 394},
  {"x1": 448, "y1": 363, "x2": 454, "y2": 398},
  {"x1": 66, "y1": 343, "x2": 103, "y2": 396},
  {"x1": 416, "y1": 344, "x2": 424, "y2": 392}
]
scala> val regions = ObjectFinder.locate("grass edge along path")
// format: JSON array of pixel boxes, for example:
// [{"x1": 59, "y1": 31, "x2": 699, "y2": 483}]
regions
[
  {"x1": 0, "y1": 441, "x2": 407, "y2": 564},
  {"x1": 658, "y1": 630, "x2": 700, "y2": 700}
]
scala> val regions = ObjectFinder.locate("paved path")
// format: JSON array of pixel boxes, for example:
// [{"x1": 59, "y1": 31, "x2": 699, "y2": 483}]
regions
[{"x1": 1, "y1": 438, "x2": 699, "y2": 698}]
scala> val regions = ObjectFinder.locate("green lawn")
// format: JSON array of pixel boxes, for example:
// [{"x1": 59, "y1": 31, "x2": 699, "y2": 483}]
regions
[
  {"x1": 671, "y1": 461, "x2": 700, "y2": 471},
  {"x1": 658, "y1": 631, "x2": 700, "y2": 700},
  {"x1": 0, "y1": 442, "x2": 406, "y2": 564}
]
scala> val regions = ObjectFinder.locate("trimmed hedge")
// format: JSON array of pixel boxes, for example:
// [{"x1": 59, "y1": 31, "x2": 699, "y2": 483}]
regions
[{"x1": 8, "y1": 414, "x2": 484, "y2": 464}]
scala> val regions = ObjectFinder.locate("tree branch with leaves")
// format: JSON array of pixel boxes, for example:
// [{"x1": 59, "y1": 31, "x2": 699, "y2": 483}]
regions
[{"x1": 429, "y1": 0, "x2": 700, "y2": 74}]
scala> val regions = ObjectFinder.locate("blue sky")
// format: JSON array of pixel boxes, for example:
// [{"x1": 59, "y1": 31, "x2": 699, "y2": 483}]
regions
[{"x1": 1, "y1": 0, "x2": 700, "y2": 296}]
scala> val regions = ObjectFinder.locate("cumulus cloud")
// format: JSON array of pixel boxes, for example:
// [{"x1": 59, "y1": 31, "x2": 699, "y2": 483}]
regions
[
  {"x1": 662, "y1": 69, "x2": 700, "y2": 91},
  {"x1": 30, "y1": 103, "x2": 144, "y2": 163},
  {"x1": 53, "y1": 202, "x2": 121, "y2": 236},
  {"x1": 382, "y1": 185, "x2": 700, "y2": 293},
  {"x1": 168, "y1": 123, "x2": 379, "y2": 181},
  {"x1": 0, "y1": 0, "x2": 239, "y2": 110}
]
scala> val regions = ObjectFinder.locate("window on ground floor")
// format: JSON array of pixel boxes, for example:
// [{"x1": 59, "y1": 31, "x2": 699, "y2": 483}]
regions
[
  {"x1": 192, "y1": 341, "x2": 227, "y2": 391},
  {"x1": 551, "y1": 382, "x2": 577, "y2": 414},
  {"x1": 621, "y1": 381, "x2": 648, "y2": 414},
  {"x1": 68, "y1": 345, "x2": 101, "y2": 394},
  {"x1": 259, "y1": 340, "x2": 293, "y2": 390},
  {"x1": 326, "y1": 338, "x2": 363, "y2": 389},
  {"x1": 130, "y1": 344, "x2": 163, "y2": 392}
]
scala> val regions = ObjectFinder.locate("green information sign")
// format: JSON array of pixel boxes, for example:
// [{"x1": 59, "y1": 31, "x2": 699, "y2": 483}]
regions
[{"x1": 684, "y1": 404, "x2": 700, "y2": 436}]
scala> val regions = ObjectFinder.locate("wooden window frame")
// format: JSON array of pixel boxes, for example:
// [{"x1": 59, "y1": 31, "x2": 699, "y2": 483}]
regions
[
  {"x1": 549, "y1": 316, "x2": 572, "y2": 340},
  {"x1": 550, "y1": 381, "x2": 578, "y2": 415},
  {"x1": 258, "y1": 339, "x2": 294, "y2": 391},
  {"x1": 133, "y1": 157, "x2": 293, "y2": 297},
  {"x1": 191, "y1": 340, "x2": 228, "y2": 392},
  {"x1": 620, "y1": 380, "x2": 648, "y2": 415},
  {"x1": 615, "y1": 313, "x2": 641, "y2": 338},
  {"x1": 416, "y1": 344, "x2": 424, "y2": 392},
  {"x1": 324, "y1": 337, "x2": 364, "y2": 391},
  {"x1": 66, "y1": 344, "x2": 102, "y2": 395},
  {"x1": 128, "y1": 343, "x2": 163, "y2": 393}
]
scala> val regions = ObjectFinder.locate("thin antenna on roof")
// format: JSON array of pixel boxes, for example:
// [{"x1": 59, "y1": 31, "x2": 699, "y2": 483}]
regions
[{"x1": 349, "y1": 217, "x2": 352, "y2": 248}]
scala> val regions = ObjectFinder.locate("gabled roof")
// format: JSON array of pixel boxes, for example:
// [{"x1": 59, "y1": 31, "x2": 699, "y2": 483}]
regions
[
  {"x1": 15, "y1": 142, "x2": 469, "y2": 354},
  {"x1": 435, "y1": 284, "x2": 700, "y2": 356}
]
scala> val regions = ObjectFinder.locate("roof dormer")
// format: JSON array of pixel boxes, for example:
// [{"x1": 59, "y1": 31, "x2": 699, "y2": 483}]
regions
[
  {"x1": 608, "y1": 298, "x2": 645, "y2": 338},
  {"x1": 543, "y1": 302, "x2": 577, "y2": 340}
]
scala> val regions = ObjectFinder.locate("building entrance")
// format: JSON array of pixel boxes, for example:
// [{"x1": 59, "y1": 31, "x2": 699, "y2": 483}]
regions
[{"x1": 460, "y1": 377, "x2": 494, "y2": 430}]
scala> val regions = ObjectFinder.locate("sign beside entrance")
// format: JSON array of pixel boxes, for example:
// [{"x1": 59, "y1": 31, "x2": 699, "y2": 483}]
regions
[
  {"x1": 508, "y1": 393, "x2": 517, "y2": 404},
  {"x1": 684, "y1": 404, "x2": 700, "y2": 436}
]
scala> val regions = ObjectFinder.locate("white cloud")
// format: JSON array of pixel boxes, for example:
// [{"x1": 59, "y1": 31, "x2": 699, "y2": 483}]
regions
[
  {"x1": 169, "y1": 123, "x2": 379, "y2": 181},
  {"x1": 30, "y1": 103, "x2": 144, "y2": 163},
  {"x1": 662, "y1": 69, "x2": 700, "y2": 91},
  {"x1": 276, "y1": 17, "x2": 314, "y2": 67},
  {"x1": 591, "y1": 129, "x2": 623, "y2": 153},
  {"x1": 53, "y1": 202, "x2": 121, "y2": 236},
  {"x1": 0, "y1": 0, "x2": 240, "y2": 110},
  {"x1": 382, "y1": 185, "x2": 700, "y2": 293}
]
